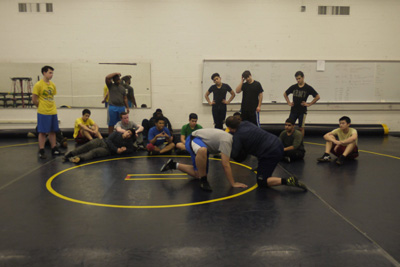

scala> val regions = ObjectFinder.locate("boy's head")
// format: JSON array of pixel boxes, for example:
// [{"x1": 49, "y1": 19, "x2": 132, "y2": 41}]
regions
[
  {"x1": 155, "y1": 117, "x2": 165, "y2": 130},
  {"x1": 285, "y1": 118, "x2": 295, "y2": 133},
  {"x1": 225, "y1": 115, "x2": 241, "y2": 133},
  {"x1": 120, "y1": 112, "x2": 129, "y2": 125},
  {"x1": 155, "y1": 108, "x2": 163, "y2": 117},
  {"x1": 295, "y1": 71, "x2": 304, "y2": 85},
  {"x1": 41, "y1": 65, "x2": 54, "y2": 80},
  {"x1": 121, "y1": 75, "x2": 132, "y2": 85},
  {"x1": 242, "y1": 70, "x2": 252, "y2": 83},
  {"x1": 339, "y1": 116, "x2": 351, "y2": 130},
  {"x1": 112, "y1": 74, "x2": 121, "y2": 85},
  {"x1": 189, "y1": 113, "x2": 198, "y2": 128},
  {"x1": 211, "y1": 73, "x2": 221, "y2": 86},
  {"x1": 122, "y1": 128, "x2": 136, "y2": 141},
  {"x1": 233, "y1": 112, "x2": 242, "y2": 122},
  {"x1": 82, "y1": 109, "x2": 91, "y2": 122}
]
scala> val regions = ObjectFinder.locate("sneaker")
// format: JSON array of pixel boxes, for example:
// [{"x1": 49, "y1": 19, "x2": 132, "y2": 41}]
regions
[
  {"x1": 160, "y1": 159, "x2": 176, "y2": 172},
  {"x1": 283, "y1": 156, "x2": 291, "y2": 163},
  {"x1": 38, "y1": 150, "x2": 47, "y2": 159},
  {"x1": 317, "y1": 154, "x2": 331, "y2": 162},
  {"x1": 62, "y1": 152, "x2": 73, "y2": 162},
  {"x1": 52, "y1": 147, "x2": 64, "y2": 156},
  {"x1": 336, "y1": 156, "x2": 345, "y2": 166},
  {"x1": 286, "y1": 176, "x2": 307, "y2": 191},
  {"x1": 213, "y1": 153, "x2": 221, "y2": 159},
  {"x1": 200, "y1": 178, "x2": 213, "y2": 192}
]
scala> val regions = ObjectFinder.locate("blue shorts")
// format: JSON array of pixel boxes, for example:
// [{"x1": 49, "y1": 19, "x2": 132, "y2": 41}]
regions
[
  {"x1": 185, "y1": 136, "x2": 209, "y2": 173},
  {"x1": 108, "y1": 105, "x2": 126, "y2": 127},
  {"x1": 37, "y1": 114, "x2": 59, "y2": 133},
  {"x1": 289, "y1": 112, "x2": 307, "y2": 128}
]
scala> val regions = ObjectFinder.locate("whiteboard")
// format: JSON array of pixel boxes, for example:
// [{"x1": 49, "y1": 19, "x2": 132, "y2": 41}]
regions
[{"x1": 202, "y1": 60, "x2": 400, "y2": 103}]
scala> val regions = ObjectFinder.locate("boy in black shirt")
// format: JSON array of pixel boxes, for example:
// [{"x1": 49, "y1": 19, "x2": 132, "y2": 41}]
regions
[
  {"x1": 283, "y1": 71, "x2": 320, "y2": 136},
  {"x1": 235, "y1": 70, "x2": 264, "y2": 126},
  {"x1": 205, "y1": 73, "x2": 235, "y2": 129}
]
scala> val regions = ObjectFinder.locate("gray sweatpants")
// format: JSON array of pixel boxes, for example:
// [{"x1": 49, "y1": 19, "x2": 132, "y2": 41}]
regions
[{"x1": 71, "y1": 138, "x2": 110, "y2": 161}]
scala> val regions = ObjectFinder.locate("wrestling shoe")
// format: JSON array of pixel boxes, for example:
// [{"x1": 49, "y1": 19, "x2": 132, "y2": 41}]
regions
[
  {"x1": 286, "y1": 176, "x2": 307, "y2": 191},
  {"x1": 38, "y1": 150, "x2": 46, "y2": 159},
  {"x1": 62, "y1": 151, "x2": 73, "y2": 162},
  {"x1": 200, "y1": 178, "x2": 212, "y2": 192},
  {"x1": 335, "y1": 155, "x2": 345, "y2": 166},
  {"x1": 317, "y1": 154, "x2": 331, "y2": 162},
  {"x1": 160, "y1": 159, "x2": 176, "y2": 172},
  {"x1": 283, "y1": 156, "x2": 291, "y2": 163}
]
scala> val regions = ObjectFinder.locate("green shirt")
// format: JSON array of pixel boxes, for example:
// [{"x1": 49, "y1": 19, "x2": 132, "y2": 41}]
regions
[
  {"x1": 180, "y1": 123, "x2": 203, "y2": 138},
  {"x1": 279, "y1": 129, "x2": 305, "y2": 152}
]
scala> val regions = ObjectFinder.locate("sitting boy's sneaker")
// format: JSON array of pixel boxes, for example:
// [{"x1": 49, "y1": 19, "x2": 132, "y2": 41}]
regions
[
  {"x1": 286, "y1": 176, "x2": 307, "y2": 191},
  {"x1": 317, "y1": 154, "x2": 331, "y2": 162},
  {"x1": 335, "y1": 155, "x2": 346, "y2": 166},
  {"x1": 160, "y1": 159, "x2": 176, "y2": 172}
]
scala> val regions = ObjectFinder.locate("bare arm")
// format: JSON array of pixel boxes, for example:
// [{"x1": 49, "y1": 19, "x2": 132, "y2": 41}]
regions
[
  {"x1": 225, "y1": 90, "x2": 236, "y2": 104},
  {"x1": 204, "y1": 91, "x2": 214, "y2": 105},
  {"x1": 220, "y1": 153, "x2": 248, "y2": 188},
  {"x1": 256, "y1": 92, "x2": 263, "y2": 112},
  {"x1": 123, "y1": 95, "x2": 130, "y2": 114},
  {"x1": 180, "y1": 134, "x2": 186, "y2": 143},
  {"x1": 235, "y1": 79, "x2": 244, "y2": 94},
  {"x1": 32, "y1": 94, "x2": 39, "y2": 107},
  {"x1": 303, "y1": 94, "x2": 320, "y2": 107},
  {"x1": 283, "y1": 92, "x2": 294, "y2": 107},
  {"x1": 115, "y1": 126, "x2": 126, "y2": 133},
  {"x1": 324, "y1": 132, "x2": 340, "y2": 145},
  {"x1": 340, "y1": 132, "x2": 358, "y2": 145},
  {"x1": 105, "y1": 72, "x2": 121, "y2": 85}
]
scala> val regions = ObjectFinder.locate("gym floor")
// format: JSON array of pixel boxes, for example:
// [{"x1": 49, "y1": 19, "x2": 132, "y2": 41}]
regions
[{"x1": 0, "y1": 134, "x2": 399, "y2": 266}]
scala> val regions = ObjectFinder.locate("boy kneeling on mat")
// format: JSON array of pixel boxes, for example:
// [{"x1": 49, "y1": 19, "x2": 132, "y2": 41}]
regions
[{"x1": 317, "y1": 116, "x2": 359, "y2": 165}]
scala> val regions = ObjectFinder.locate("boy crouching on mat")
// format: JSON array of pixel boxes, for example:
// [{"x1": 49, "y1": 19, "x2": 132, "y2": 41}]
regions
[{"x1": 317, "y1": 116, "x2": 359, "y2": 165}]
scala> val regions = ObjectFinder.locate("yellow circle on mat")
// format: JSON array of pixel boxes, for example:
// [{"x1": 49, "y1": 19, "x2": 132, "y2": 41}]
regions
[{"x1": 46, "y1": 155, "x2": 257, "y2": 209}]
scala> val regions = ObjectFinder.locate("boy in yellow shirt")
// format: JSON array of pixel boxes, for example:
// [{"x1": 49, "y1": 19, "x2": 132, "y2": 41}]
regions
[
  {"x1": 32, "y1": 65, "x2": 62, "y2": 159},
  {"x1": 317, "y1": 116, "x2": 359, "y2": 165},
  {"x1": 74, "y1": 109, "x2": 103, "y2": 144}
]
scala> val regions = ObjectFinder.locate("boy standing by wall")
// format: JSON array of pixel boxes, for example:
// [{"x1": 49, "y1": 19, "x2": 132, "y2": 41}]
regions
[{"x1": 32, "y1": 65, "x2": 62, "y2": 159}]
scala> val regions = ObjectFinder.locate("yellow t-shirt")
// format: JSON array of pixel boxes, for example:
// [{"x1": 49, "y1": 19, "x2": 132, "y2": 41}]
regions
[
  {"x1": 73, "y1": 117, "x2": 95, "y2": 138},
  {"x1": 331, "y1": 127, "x2": 358, "y2": 145},
  {"x1": 33, "y1": 80, "x2": 57, "y2": 115},
  {"x1": 103, "y1": 85, "x2": 109, "y2": 102}
]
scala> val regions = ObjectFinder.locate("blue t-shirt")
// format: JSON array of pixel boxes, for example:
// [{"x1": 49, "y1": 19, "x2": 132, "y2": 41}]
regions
[{"x1": 148, "y1": 126, "x2": 172, "y2": 147}]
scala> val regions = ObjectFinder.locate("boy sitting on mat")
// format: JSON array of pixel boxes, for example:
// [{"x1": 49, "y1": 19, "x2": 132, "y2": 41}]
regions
[{"x1": 317, "y1": 116, "x2": 359, "y2": 165}]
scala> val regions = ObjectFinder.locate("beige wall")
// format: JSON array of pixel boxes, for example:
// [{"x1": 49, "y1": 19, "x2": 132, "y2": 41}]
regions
[{"x1": 0, "y1": 0, "x2": 399, "y2": 131}]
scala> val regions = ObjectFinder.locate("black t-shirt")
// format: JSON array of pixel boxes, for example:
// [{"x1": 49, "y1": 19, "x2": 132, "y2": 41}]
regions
[
  {"x1": 208, "y1": 83, "x2": 232, "y2": 105},
  {"x1": 241, "y1": 80, "x2": 264, "y2": 112},
  {"x1": 285, "y1": 83, "x2": 318, "y2": 114}
]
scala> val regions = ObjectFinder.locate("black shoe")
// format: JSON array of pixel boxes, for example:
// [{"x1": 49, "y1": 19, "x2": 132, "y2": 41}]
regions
[
  {"x1": 283, "y1": 156, "x2": 291, "y2": 163},
  {"x1": 62, "y1": 151, "x2": 73, "y2": 162},
  {"x1": 148, "y1": 150, "x2": 160, "y2": 156},
  {"x1": 200, "y1": 178, "x2": 212, "y2": 192},
  {"x1": 317, "y1": 154, "x2": 331, "y2": 162},
  {"x1": 286, "y1": 176, "x2": 307, "y2": 191},
  {"x1": 160, "y1": 159, "x2": 176, "y2": 172},
  {"x1": 213, "y1": 153, "x2": 221, "y2": 159},
  {"x1": 52, "y1": 147, "x2": 64, "y2": 156},
  {"x1": 336, "y1": 156, "x2": 345, "y2": 165},
  {"x1": 38, "y1": 150, "x2": 46, "y2": 159}
]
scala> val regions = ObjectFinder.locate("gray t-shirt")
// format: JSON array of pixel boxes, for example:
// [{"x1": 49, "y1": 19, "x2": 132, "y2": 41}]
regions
[
  {"x1": 114, "y1": 121, "x2": 139, "y2": 130},
  {"x1": 192, "y1": 128, "x2": 232, "y2": 156},
  {"x1": 107, "y1": 83, "x2": 126, "y2": 106}
]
